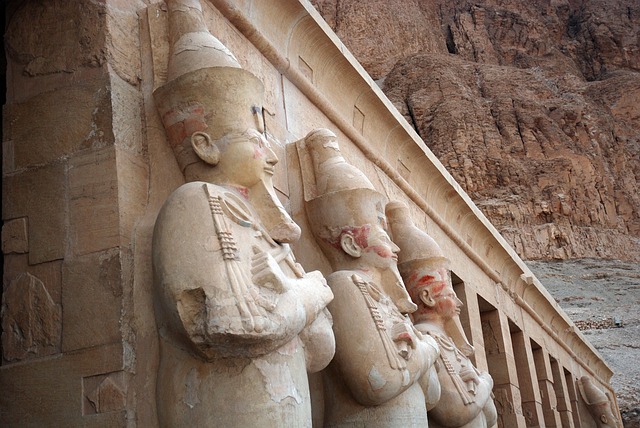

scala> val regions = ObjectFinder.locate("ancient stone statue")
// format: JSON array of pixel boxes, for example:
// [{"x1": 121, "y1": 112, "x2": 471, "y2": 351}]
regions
[
  {"x1": 152, "y1": 1, "x2": 335, "y2": 426},
  {"x1": 577, "y1": 376, "x2": 622, "y2": 428},
  {"x1": 301, "y1": 129, "x2": 439, "y2": 427},
  {"x1": 387, "y1": 201, "x2": 498, "y2": 428}
]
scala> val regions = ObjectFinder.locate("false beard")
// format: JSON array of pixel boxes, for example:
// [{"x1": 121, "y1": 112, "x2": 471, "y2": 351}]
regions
[
  {"x1": 379, "y1": 265, "x2": 418, "y2": 315},
  {"x1": 248, "y1": 175, "x2": 301, "y2": 244}
]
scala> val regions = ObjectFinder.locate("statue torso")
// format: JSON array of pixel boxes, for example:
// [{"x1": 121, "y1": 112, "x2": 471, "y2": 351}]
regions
[{"x1": 153, "y1": 182, "x2": 316, "y2": 427}]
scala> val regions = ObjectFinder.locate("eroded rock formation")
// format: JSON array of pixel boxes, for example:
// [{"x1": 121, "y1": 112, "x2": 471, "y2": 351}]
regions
[{"x1": 311, "y1": 0, "x2": 640, "y2": 262}]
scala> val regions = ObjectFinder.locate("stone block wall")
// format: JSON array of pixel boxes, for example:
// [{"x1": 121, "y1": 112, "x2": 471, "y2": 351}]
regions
[{"x1": 1, "y1": 0, "x2": 154, "y2": 425}]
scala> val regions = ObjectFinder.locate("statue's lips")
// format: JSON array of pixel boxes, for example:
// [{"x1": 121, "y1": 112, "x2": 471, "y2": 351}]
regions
[{"x1": 263, "y1": 166, "x2": 275, "y2": 176}]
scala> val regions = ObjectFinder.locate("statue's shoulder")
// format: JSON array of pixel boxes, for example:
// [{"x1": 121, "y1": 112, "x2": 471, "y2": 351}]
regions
[
  {"x1": 326, "y1": 270, "x2": 361, "y2": 287},
  {"x1": 163, "y1": 181, "x2": 221, "y2": 206},
  {"x1": 326, "y1": 271, "x2": 374, "y2": 300},
  {"x1": 159, "y1": 181, "x2": 255, "y2": 225}
]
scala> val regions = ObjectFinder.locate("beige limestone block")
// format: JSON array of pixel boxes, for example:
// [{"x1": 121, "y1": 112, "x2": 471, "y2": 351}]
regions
[
  {"x1": 510, "y1": 330, "x2": 545, "y2": 427},
  {"x1": 1, "y1": 217, "x2": 28, "y2": 254},
  {"x1": 139, "y1": 3, "x2": 184, "y2": 213},
  {"x1": 111, "y1": 71, "x2": 145, "y2": 155},
  {"x1": 283, "y1": 76, "x2": 335, "y2": 137},
  {"x1": 1, "y1": 272, "x2": 61, "y2": 363},
  {"x1": 493, "y1": 383, "x2": 527, "y2": 428},
  {"x1": 5, "y1": 1, "x2": 107, "y2": 77},
  {"x1": 146, "y1": 2, "x2": 170, "y2": 91},
  {"x1": 125, "y1": 215, "x2": 161, "y2": 426},
  {"x1": 3, "y1": 254, "x2": 62, "y2": 305},
  {"x1": 115, "y1": 148, "x2": 149, "y2": 244},
  {"x1": 83, "y1": 370, "x2": 128, "y2": 415},
  {"x1": 3, "y1": 79, "x2": 113, "y2": 171},
  {"x1": 551, "y1": 359, "x2": 575, "y2": 428},
  {"x1": 2, "y1": 162, "x2": 67, "y2": 264},
  {"x1": 61, "y1": 249, "x2": 122, "y2": 352},
  {"x1": 104, "y1": 1, "x2": 144, "y2": 85},
  {"x1": 0, "y1": 342, "x2": 125, "y2": 426},
  {"x1": 69, "y1": 147, "x2": 120, "y2": 256}
]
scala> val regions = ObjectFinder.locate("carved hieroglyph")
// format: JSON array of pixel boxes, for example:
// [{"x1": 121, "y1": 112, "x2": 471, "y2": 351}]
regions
[
  {"x1": 387, "y1": 201, "x2": 498, "y2": 428},
  {"x1": 300, "y1": 129, "x2": 439, "y2": 427},
  {"x1": 577, "y1": 376, "x2": 623, "y2": 428},
  {"x1": 152, "y1": 1, "x2": 335, "y2": 426},
  {"x1": 1, "y1": 272, "x2": 61, "y2": 362}
]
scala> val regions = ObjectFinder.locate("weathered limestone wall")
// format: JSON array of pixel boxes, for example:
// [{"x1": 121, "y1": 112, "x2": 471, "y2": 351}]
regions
[
  {"x1": 1, "y1": 0, "x2": 155, "y2": 425},
  {"x1": 1, "y1": 0, "x2": 619, "y2": 426}
]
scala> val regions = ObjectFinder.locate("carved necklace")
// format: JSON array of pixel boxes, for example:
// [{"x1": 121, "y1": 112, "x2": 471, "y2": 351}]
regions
[
  {"x1": 429, "y1": 331, "x2": 477, "y2": 405},
  {"x1": 351, "y1": 274, "x2": 409, "y2": 371},
  {"x1": 203, "y1": 184, "x2": 271, "y2": 333}
]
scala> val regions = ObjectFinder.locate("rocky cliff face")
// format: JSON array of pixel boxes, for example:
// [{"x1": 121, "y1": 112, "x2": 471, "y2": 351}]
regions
[{"x1": 311, "y1": 0, "x2": 640, "y2": 262}]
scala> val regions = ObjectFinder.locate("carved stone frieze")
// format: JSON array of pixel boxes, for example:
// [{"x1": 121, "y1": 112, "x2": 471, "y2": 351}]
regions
[{"x1": 1, "y1": 272, "x2": 61, "y2": 363}]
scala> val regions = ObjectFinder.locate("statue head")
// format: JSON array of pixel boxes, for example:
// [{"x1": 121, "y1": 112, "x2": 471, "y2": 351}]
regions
[
  {"x1": 154, "y1": 67, "x2": 268, "y2": 181},
  {"x1": 387, "y1": 201, "x2": 473, "y2": 354},
  {"x1": 303, "y1": 130, "x2": 416, "y2": 314},
  {"x1": 153, "y1": 0, "x2": 300, "y2": 242},
  {"x1": 577, "y1": 377, "x2": 622, "y2": 428}
]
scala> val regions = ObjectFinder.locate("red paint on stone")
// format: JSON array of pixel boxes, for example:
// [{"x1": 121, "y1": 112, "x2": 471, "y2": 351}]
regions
[
  {"x1": 366, "y1": 245, "x2": 395, "y2": 259},
  {"x1": 322, "y1": 224, "x2": 371, "y2": 251},
  {"x1": 162, "y1": 104, "x2": 209, "y2": 147}
]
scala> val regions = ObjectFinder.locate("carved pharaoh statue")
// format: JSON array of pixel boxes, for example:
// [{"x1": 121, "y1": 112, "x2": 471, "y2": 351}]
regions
[
  {"x1": 577, "y1": 376, "x2": 623, "y2": 428},
  {"x1": 300, "y1": 129, "x2": 440, "y2": 427},
  {"x1": 152, "y1": 1, "x2": 335, "y2": 426},
  {"x1": 387, "y1": 202, "x2": 498, "y2": 428}
]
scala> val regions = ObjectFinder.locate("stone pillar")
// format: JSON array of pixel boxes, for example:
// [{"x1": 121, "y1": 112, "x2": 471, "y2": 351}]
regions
[
  {"x1": 564, "y1": 369, "x2": 583, "y2": 428},
  {"x1": 459, "y1": 285, "x2": 490, "y2": 371},
  {"x1": 511, "y1": 330, "x2": 545, "y2": 427},
  {"x1": 480, "y1": 306, "x2": 527, "y2": 428},
  {"x1": 532, "y1": 345, "x2": 563, "y2": 427},
  {"x1": 1, "y1": 0, "x2": 154, "y2": 425},
  {"x1": 550, "y1": 357, "x2": 575, "y2": 428}
]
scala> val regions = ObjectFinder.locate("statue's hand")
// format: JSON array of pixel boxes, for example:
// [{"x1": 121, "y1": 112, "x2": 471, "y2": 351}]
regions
[
  {"x1": 251, "y1": 246, "x2": 288, "y2": 293},
  {"x1": 479, "y1": 370, "x2": 494, "y2": 388},
  {"x1": 459, "y1": 365, "x2": 480, "y2": 384},
  {"x1": 392, "y1": 320, "x2": 421, "y2": 360},
  {"x1": 303, "y1": 270, "x2": 333, "y2": 306}
]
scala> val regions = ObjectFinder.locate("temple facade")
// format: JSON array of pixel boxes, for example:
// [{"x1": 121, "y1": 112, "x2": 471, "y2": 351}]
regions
[{"x1": 1, "y1": 1, "x2": 620, "y2": 427}]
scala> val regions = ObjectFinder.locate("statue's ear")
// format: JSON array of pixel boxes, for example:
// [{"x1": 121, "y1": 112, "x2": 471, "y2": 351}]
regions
[
  {"x1": 191, "y1": 131, "x2": 219, "y2": 165},
  {"x1": 420, "y1": 288, "x2": 436, "y2": 307},
  {"x1": 340, "y1": 233, "x2": 362, "y2": 258}
]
